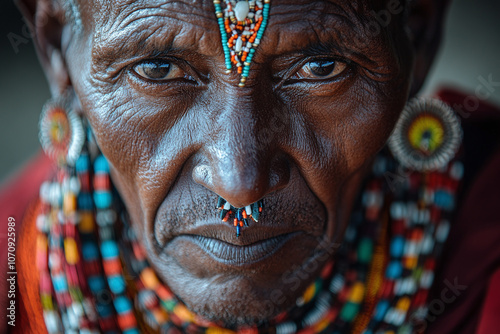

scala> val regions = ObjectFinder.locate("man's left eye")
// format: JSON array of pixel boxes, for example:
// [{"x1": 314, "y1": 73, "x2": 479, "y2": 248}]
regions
[
  {"x1": 294, "y1": 59, "x2": 348, "y2": 80},
  {"x1": 132, "y1": 60, "x2": 186, "y2": 81}
]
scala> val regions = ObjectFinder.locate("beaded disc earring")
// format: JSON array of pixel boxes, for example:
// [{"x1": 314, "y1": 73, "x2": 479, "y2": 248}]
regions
[
  {"x1": 39, "y1": 94, "x2": 85, "y2": 166},
  {"x1": 388, "y1": 97, "x2": 463, "y2": 171}
]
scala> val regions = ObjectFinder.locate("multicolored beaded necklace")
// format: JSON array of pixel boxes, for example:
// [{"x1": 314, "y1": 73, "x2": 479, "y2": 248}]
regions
[{"x1": 36, "y1": 124, "x2": 464, "y2": 333}]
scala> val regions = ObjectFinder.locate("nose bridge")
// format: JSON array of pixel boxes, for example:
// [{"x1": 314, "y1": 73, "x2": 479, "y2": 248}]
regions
[
  {"x1": 215, "y1": 94, "x2": 270, "y2": 206},
  {"x1": 196, "y1": 91, "x2": 286, "y2": 209}
]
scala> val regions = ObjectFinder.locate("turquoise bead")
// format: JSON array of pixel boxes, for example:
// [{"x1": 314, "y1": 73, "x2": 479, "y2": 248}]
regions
[
  {"x1": 52, "y1": 275, "x2": 68, "y2": 292},
  {"x1": 108, "y1": 275, "x2": 126, "y2": 294},
  {"x1": 390, "y1": 236, "x2": 405, "y2": 258},
  {"x1": 88, "y1": 276, "x2": 106, "y2": 293},
  {"x1": 78, "y1": 193, "x2": 93, "y2": 210},
  {"x1": 94, "y1": 191, "x2": 112, "y2": 209},
  {"x1": 386, "y1": 260, "x2": 403, "y2": 279},
  {"x1": 97, "y1": 303, "x2": 113, "y2": 318},
  {"x1": 94, "y1": 155, "x2": 109, "y2": 173},
  {"x1": 374, "y1": 300, "x2": 390, "y2": 321},
  {"x1": 82, "y1": 242, "x2": 99, "y2": 260},
  {"x1": 123, "y1": 329, "x2": 140, "y2": 334},
  {"x1": 435, "y1": 190, "x2": 454, "y2": 210},
  {"x1": 101, "y1": 240, "x2": 119, "y2": 259},
  {"x1": 75, "y1": 154, "x2": 89, "y2": 172},
  {"x1": 114, "y1": 295, "x2": 132, "y2": 314}
]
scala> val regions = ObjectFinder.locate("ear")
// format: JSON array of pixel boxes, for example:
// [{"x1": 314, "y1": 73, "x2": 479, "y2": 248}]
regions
[
  {"x1": 406, "y1": 0, "x2": 451, "y2": 96},
  {"x1": 15, "y1": 0, "x2": 72, "y2": 96}
]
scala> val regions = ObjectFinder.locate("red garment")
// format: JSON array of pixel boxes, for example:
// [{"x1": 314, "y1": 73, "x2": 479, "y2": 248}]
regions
[
  {"x1": 0, "y1": 153, "x2": 54, "y2": 334},
  {"x1": 1, "y1": 88, "x2": 499, "y2": 334}
]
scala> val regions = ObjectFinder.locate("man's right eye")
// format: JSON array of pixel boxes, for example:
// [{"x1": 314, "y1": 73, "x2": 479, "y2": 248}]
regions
[{"x1": 132, "y1": 60, "x2": 182, "y2": 81}]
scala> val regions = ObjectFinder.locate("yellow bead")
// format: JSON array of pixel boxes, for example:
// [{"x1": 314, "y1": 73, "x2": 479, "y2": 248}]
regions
[
  {"x1": 238, "y1": 82, "x2": 246, "y2": 87},
  {"x1": 216, "y1": 12, "x2": 223, "y2": 18},
  {"x1": 314, "y1": 317, "x2": 331, "y2": 332},
  {"x1": 396, "y1": 296, "x2": 411, "y2": 312},
  {"x1": 41, "y1": 293, "x2": 53, "y2": 309},
  {"x1": 141, "y1": 267, "x2": 160, "y2": 289},
  {"x1": 37, "y1": 234, "x2": 48, "y2": 251},
  {"x1": 63, "y1": 193, "x2": 77, "y2": 215},
  {"x1": 79, "y1": 212, "x2": 95, "y2": 233},
  {"x1": 173, "y1": 304, "x2": 195, "y2": 322},
  {"x1": 64, "y1": 238, "x2": 79, "y2": 265},
  {"x1": 264, "y1": 0, "x2": 271, "y2": 3},
  {"x1": 213, "y1": 0, "x2": 220, "y2": 3},
  {"x1": 349, "y1": 282, "x2": 365, "y2": 304},
  {"x1": 302, "y1": 283, "x2": 316, "y2": 303}
]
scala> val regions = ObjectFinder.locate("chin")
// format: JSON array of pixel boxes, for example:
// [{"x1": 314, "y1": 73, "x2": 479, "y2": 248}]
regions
[{"x1": 145, "y1": 229, "x2": 338, "y2": 328}]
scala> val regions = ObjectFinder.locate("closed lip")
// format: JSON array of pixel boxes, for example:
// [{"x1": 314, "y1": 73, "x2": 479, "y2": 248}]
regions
[
  {"x1": 164, "y1": 221, "x2": 302, "y2": 266},
  {"x1": 175, "y1": 232, "x2": 300, "y2": 266}
]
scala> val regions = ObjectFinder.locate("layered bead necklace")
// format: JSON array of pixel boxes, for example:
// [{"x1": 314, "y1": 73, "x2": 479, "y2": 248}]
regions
[{"x1": 36, "y1": 137, "x2": 463, "y2": 333}]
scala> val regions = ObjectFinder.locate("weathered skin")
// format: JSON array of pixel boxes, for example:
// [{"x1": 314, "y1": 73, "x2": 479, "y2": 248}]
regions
[{"x1": 18, "y1": 0, "x2": 448, "y2": 327}]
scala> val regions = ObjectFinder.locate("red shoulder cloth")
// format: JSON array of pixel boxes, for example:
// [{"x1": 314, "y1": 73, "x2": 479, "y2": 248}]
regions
[
  {"x1": 425, "y1": 89, "x2": 500, "y2": 334},
  {"x1": 0, "y1": 153, "x2": 54, "y2": 333}
]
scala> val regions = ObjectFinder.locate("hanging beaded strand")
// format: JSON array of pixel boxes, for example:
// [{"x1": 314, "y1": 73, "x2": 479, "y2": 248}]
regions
[
  {"x1": 214, "y1": 0, "x2": 271, "y2": 87},
  {"x1": 217, "y1": 196, "x2": 263, "y2": 237}
]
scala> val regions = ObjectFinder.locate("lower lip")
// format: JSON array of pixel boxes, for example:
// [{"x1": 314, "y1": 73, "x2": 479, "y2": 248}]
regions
[{"x1": 170, "y1": 232, "x2": 300, "y2": 267}]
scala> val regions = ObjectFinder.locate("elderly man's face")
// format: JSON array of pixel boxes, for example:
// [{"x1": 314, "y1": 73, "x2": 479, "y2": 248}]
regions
[{"x1": 67, "y1": 0, "x2": 412, "y2": 326}]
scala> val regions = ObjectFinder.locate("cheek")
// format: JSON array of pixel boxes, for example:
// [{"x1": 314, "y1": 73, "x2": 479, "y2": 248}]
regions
[
  {"x1": 77, "y1": 89, "x2": 202, "y2": 233},
  {"x1": 285, "y1": 80, "x2": 407, "y2": 210}
]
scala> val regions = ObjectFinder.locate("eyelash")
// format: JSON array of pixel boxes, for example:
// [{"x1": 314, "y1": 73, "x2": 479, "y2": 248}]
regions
[
  {"x1": 278, "y1": 57, "x2": 354, "y2": 87},
  {"x1": 128, "y1": 55, "x2": 354, "y2": 90},
  {"x1": 130, "y1": 58, "x2": 197, "y2": 84}
]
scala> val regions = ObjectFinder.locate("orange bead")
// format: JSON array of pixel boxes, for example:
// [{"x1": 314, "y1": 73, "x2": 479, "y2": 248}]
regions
[
  {"x1": 117, "y1": 312, "x2": 137, "y2": 329},
  {"x1": 103, "y1": 258, "x2": 122, "y2": 275},
  {"x1": 63, "y1": 193, "x2": 77, "y2": 214},
  {"x1": 156, "y1": 285, "x2": 174, "y2": 300},
  {"x1": 79, "y1": 212, "x2": 94, "y2": 233},
  {"x1": 173, "y1": 304, "x2": 195, "y2": 322},
  {"x1": 141, "y1": 267, "x2": 160, "y2": 289}
]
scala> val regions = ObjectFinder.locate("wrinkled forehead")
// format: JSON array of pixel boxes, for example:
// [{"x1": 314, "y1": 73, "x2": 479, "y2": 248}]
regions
[
  {"x1": 75, "y1": 0, "x2": 405, "y2": 70},
  {"x1": 80, "y1": 0, "x2": 399, "y2": 36}
]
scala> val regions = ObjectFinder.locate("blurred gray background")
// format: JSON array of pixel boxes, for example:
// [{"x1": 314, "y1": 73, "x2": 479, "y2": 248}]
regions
[{"x1": 1, "y1": 0, "x2": 500, "y2": 185}]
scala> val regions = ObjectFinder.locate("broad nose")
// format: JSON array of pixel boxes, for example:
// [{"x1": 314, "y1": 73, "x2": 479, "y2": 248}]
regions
[{"x1": 192, "y1": 98, "x2": 290, "y2": 208}]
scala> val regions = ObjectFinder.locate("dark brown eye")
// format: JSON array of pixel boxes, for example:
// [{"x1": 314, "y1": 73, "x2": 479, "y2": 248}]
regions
[
  {"x1": 295, "y1": 59, "x2": 348, "y2": 80},
  {"x1": 133, "y1": 61, "x2": 176, "y2": 81}
]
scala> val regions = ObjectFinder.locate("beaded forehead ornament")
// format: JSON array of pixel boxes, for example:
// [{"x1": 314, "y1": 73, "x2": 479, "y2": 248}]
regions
[
  {"x1": 214, "y1": 0, "x2": 270, "y2": 237},
  {"x1": 214, "y1": 0, "x2": 271, "y2": 87}
]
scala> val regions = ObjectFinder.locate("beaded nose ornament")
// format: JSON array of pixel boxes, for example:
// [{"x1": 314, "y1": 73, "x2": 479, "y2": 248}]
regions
[
  {"x1": 217, "y1": 196, "x2": 263, "y2": 237},
  {"x1": 214, "y1": 0, "x2": 271, "y2": 87}
]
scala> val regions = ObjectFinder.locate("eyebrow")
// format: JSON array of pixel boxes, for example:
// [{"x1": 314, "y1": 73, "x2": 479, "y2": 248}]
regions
[
  {"x1": 91, "y1": 11, "x2": 218, "y2": 78},
  {"x1": 91, "y1": 0, "x2": 399, "y2": 79}
]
